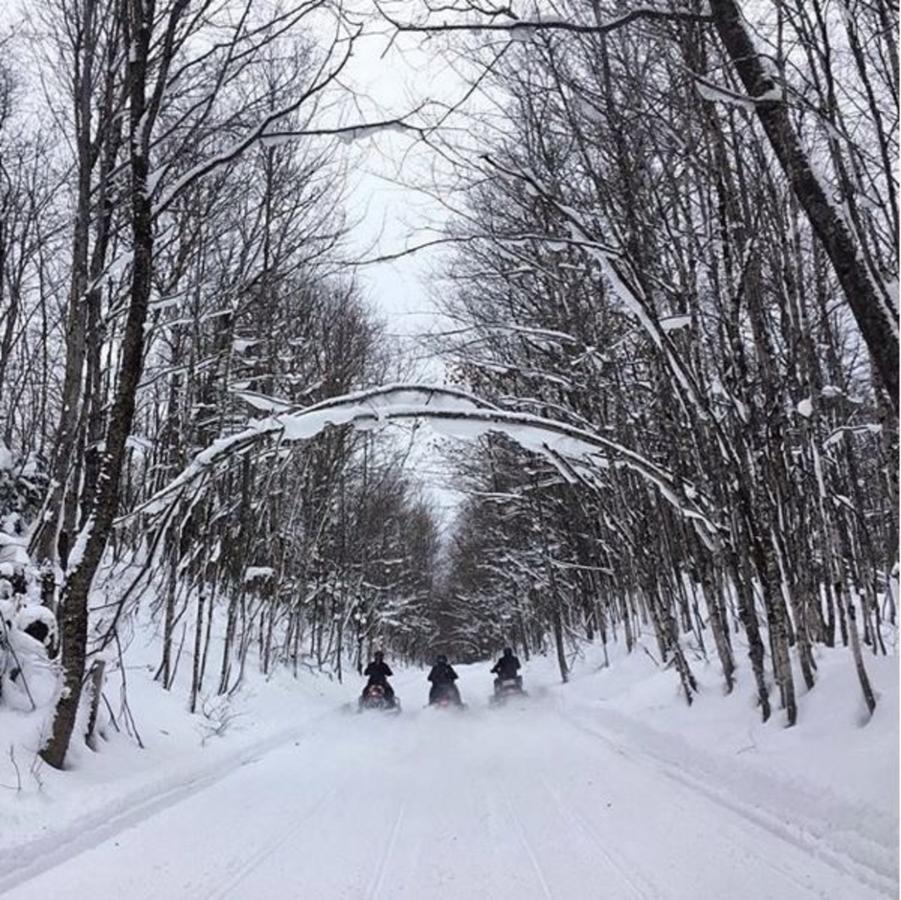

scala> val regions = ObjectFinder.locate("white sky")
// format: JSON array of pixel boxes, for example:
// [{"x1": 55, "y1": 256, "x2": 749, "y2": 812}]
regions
[
  {"x1": 3, "y1": 0, "x2": 476, "y2": 522},
  {"x1": 339, "y1": 23, "x2": 461, "y2": 339},
  {"x1": 335, "y1": 13, "x2": 480, "y2": 520}
]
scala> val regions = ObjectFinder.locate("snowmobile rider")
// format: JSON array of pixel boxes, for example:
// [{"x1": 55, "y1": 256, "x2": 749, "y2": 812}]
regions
[
  {"x1": 427, "y1": 654, "x2": 461, "y2": 704},
  {"x1": 363, "y1": 651, "x2": 395, "y2": 701},
  {"x1": 491, "y1": 647, "x2": 522, "y2": 688}
]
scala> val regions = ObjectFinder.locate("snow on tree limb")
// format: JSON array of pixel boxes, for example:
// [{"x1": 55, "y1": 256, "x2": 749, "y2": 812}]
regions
[
  {"x1": 259, "y1": 116, "x2": 425, "y2": 147},
  {"x1": 152, "y1": 18, "x2": 362, "y2": 217},
  {"x1": 138, "y1": 384, "x2": 719, "y2": 541},
  {"x1": 375, "y1": 4, "x2": 712, "y2": 37},
  {"x1": 694, "y1": 77, "x2": 784, "y2": 110},
  {"x1": 479, "y1": 154, "x2": 711, "y2": 422}
]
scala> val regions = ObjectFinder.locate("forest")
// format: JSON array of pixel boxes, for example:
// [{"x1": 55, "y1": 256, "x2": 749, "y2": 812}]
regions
[{"x1": 0, "y1": 0, "x2": 896, "y2": 782}]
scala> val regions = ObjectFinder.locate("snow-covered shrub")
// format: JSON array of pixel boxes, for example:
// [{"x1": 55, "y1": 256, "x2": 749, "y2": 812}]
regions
[
  {"x1": 0, "y1": 593, "x2": 59, "y2": 711},
  {"x1": 0, "y1": 441, "x2": 48, "y2": 538},
  {"x1": 0, "y1": 443, "x2": 59, "y2": 713}
]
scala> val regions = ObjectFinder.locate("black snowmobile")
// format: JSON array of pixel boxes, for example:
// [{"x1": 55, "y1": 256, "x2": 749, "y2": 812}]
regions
[
  {"x1": 427, "y1": 656, "x2": 464, "y2": 708},
  {"x1": 358, "y1": 682, "x2": 401, "y2": 713},
  {"x1": 428, "y1": 681, "x2": 464, "y2": 709},
  {"x1": 490, "y1": 676, "x2": 526, "y2": 705},
  {"x1": 489, "y1": 648, "x2": 526, "y2": 705}
]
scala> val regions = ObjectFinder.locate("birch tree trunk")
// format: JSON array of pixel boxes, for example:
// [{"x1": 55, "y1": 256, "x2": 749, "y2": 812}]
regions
[{"x1": 709, "y1": 0, "x2": 898, "y2": 414}]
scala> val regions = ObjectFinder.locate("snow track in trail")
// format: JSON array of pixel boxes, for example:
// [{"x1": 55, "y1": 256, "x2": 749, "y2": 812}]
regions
[
  {"x1": 2, "y1": 684, "x2": 895, "y2": 899},
  {"x1": 203, "y1": 783, "x2": 344, "y2": 900},
  {"x1": 538, "y1": 774, "x2": 657, "y2": 899},
  {"x1": 498, "y1": 785, "x2": 554, "y2": 899},
  {"x1": 365, "y1": 800, "x2": 406, "y2": 900},
  {"x1": 0, "y1": 710, "x2": 338, "y2": 898},
  {"x1": 556, "y1": 705, "x2": 898, "y2": 898}
]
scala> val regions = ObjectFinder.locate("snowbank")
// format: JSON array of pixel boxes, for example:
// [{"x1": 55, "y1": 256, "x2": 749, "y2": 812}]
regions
[
  {"x1": 0, "y1": 615, "x2": 895, "y2": 896},
  {"x1": 543, "y1": 636, "x2": 898, "y2": 811},
  {"x1": 0, "y1": 613, "x2": 350, "y2": 889},
  {"x1": 528, "y1": 635, "x2": 899, "y2": 890}
]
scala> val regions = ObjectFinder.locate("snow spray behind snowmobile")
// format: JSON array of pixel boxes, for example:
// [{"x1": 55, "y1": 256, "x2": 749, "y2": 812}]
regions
[
  {"x1": 490, "y1": 677, "x2": 526, "y2": 706},
  {"x1": 358, "y1": 682, "x2": 401, "y2": 713},
  {"x1": 426, "y1": 655, "x2": 464, "y2": 708},
  {"x1": 489, "y1": 648, "x2": 524, "y2": 705},
  {"x1": 428, "y1": 681, "x2": 464, "y2": 708}
]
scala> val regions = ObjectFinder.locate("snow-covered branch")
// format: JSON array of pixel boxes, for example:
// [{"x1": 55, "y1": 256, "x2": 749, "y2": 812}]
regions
[{"x1": 138, "y1": 384, "x2": 718, "y2": 538}]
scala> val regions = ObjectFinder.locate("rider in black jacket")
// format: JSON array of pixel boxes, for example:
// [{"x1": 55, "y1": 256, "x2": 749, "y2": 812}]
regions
[
  {"x1": 427, "y1": 655, "x2": 461, "y2": 704},
  {"x1": 491, "y1": 647, "x2": 522, "y2": 688},
  {"x1": 363, "y1": 651, "x2": 395, "y2": 701}
]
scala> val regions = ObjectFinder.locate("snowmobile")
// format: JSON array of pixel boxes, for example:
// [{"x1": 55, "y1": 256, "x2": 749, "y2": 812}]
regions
[
  {"x1": 358, "y1": 682, "x2": 400, "y2": 713},
  {"x1": 428, "y1": 682, "x2": 464, "y2": 709},
  {"x1": 490, "y1": 676, "x2": 526, "y2": 705}
]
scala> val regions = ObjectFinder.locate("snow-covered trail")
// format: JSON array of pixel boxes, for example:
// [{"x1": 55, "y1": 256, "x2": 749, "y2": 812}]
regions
[{"x1": 2, "y1": 669, "x2": 894, "y2": 900}]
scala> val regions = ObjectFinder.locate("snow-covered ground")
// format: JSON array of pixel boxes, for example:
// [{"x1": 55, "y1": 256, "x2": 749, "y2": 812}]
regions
[{"x1": 1, "y1": 628, "x2": 897, "y2": 898}]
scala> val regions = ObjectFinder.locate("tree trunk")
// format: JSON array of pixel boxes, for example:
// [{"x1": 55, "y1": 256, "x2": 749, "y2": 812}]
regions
[
  {"x1": 32, "y1": 0, "x2": 99, "y2": 566},
  {"x1": 710, "y1": 0, "x2": 898, "y2": 413},
  {"x1": 552, "y1": 606, "x2": 568, "y2": 684},
  {"x1": 190, "y1": 590, "x2": 205, "y2": 714},
  {"x1": 41, "y1": 1, "x2": 157, "y2": 769},
  {"x1": 84, "y1": 659, "x2": 106, "y2": 751}
]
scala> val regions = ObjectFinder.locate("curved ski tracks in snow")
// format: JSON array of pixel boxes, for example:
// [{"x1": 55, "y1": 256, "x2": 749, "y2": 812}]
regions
[
  {"x1": 1, "y1": 688, "x2": 895, "y2": 899},
  {"x1": 556, "y1": 707, "x2": 898, "y2": 897}
]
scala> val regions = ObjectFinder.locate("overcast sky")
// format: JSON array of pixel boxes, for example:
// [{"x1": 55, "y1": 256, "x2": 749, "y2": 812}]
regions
[
  {"x1": 337, "y1": 13, "x2": 478, "y2": 520},
  {"x1": 339, "y1": 19, "x2": 458, "y2": 338}
]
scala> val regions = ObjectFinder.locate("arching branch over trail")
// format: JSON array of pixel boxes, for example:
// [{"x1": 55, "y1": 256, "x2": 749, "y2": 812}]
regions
[{"x1": 138, "y1": 384, "x2": 720, "y2": 542}]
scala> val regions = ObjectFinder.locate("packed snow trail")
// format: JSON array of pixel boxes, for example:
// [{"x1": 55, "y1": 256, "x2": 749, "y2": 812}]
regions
[{"x1": 2, "y1": 668, "x2": 893, "y2": 900}]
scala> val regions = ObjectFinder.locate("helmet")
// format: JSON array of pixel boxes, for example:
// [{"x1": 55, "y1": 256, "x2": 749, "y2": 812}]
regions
[
  {"x1": 503, "y1": 646, "x2": 513, "y2": 656},
  {"x1": 437, "y1": 654, "x2": 448, "y2": 664}
]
